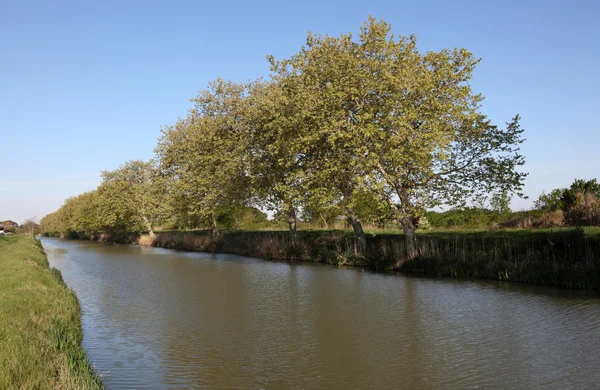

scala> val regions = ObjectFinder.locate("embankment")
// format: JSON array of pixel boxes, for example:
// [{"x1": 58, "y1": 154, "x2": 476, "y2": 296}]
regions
[
  {"x1": 151, "y1": 229, "x2": 600, "y2": 290},
  {"x1": 55, "y1": 229, "x2": 600, "y2": 290},
  {"x1": 0, "y1": 236, "x2": 103, "y2": 389}
]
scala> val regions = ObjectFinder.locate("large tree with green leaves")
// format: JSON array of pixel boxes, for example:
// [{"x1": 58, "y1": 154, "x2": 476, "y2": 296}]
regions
[
  {"x1": 156, "y1": 79, "x2": 251, "y2": 238},
  {"x1": 267, "y1": 17, "x2": 527, "y2": 259},
  {"x1": 247, "y1": 79, "x2": 310, "y2": 243},
  {"x1": 359, "y1": 18, "x2": 526, "y2": 258},
  {"x1": 99, "y1": 159, "x2": 165, "y2": 237},
  {"x1": 264, "y1": 30, "x2": 376, "y2": 253}
]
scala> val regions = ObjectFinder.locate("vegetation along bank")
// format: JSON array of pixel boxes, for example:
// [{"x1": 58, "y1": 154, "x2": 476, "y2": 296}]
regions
[
  {"x1": 39, "y1": 17, "x2": 600, "y2": 290},
  {"x1": 53, "y1": 227, "x2": 600, "y2": 291},
  {"x1": 0, "y1": 236, "x2": 102, "y2": 389}
]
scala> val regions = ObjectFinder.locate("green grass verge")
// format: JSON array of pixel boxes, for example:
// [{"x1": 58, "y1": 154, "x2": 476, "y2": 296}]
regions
[{"x1": 0, "y1": 236, "x2": 102, "y2": 389}]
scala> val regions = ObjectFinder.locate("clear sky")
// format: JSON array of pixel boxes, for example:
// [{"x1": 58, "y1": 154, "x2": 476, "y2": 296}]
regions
[{"x1": 1, "y1": 0, "x2": 599, "y2": 224}]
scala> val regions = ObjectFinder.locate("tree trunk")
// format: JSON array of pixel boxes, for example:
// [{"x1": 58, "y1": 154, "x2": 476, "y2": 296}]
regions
[
  {"x1": 320, "y1": 214, "x2": 329, "y2": 230},
  {"x1": 348, "y1": 208, "x2": 367, "y2": 257},
  {"x1": 142, "y1": 216, "x2": 156, "y2": 239},
  {"x1": 210, "y1": 211, "x2": 219, "y2": 239},
  {"x1": 287, "y1": 205, "x2": 297, "y2": 245},
  {"x1": 400, "y1": 215, "x2": 418, "y2": 260}
]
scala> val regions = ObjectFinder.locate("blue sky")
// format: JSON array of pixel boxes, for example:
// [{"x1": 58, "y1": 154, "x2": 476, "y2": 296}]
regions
[{"x1": 1, "y1": 0, "x2": 599, "y2": 223}]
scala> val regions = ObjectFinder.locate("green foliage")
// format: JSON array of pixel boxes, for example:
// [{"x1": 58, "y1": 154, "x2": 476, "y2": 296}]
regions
[
  {"x1": 236, "y1": 207, "x2": 270, "y2": 229},
  {"x1": 535, "y1": 188, "x2": 568, "y2": 212},
  {"x1": 426, "y1": 208, "x2": 496, "y2": 229},
  {"x1": 99, "y1": 159, "x2": 166, "y2": 236},
  {"x1": 534, "y1": 178, "x2": 600, "y2": 226},
  {"x1": 41, "y1": 17, "x2": 527, "y2": 251},
  {"x1": 490, "y1": 190, "x2": 512, "y2": 216},
  {"x1": 536, "y1": 178, "x2": 600, "y2": 213},
  {"x1": 156, "y1": 79, "x2": 252, "y2": 236},
  {"x1": 262, "y1": 16, "x2": 527, "y2": 257}
]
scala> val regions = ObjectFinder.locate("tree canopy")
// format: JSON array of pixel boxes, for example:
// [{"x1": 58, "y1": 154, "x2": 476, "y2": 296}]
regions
[{"x1": 41, "y1": 17, "x2": 529, "y2": 257}]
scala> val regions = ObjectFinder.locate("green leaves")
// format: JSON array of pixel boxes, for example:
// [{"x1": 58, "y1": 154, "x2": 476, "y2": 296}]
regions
[
  {"x1": 156, "y1": 80, "x2": 252, "y2": 232},
  {"x1": 98, "y1": 159, "x2": 165, "y2": 235},
  {"x1": 42, "y1": 16, "x2": 528, "y2": 245}
]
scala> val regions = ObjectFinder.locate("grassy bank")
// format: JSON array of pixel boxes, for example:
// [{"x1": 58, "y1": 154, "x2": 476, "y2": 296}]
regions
[
  {"x1": 149, "y1": 228, "x2": 600, "y2": 290},
  {"x1": 0, "y1": 236, "x2": 102, "y2": 389}
]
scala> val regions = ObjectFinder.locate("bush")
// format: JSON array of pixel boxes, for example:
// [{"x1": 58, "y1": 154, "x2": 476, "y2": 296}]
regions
[{"x1": 534, "y1": 210, "x2": 565, "y2": 228}]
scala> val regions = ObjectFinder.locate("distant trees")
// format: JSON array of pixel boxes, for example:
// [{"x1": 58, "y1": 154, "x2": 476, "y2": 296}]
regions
[
  {"x1": 534, "y1": 178, "x2": 600, "y2": 226},
  {"x1": 490, "y1": 191, "x2": 512, "y2": 216},
  {"x1": 40, "y1": 17, "x2": 528, "y2": 258},
  {"x1": 21, "y1": 218, "x2": 39, "y2": 238},
  {"x1": 1, "y1": 221, "x2": 18, "y2": 234}
]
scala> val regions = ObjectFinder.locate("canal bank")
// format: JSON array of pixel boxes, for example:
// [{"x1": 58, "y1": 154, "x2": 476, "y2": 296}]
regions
[
  {"x1": 0, "y1": 236, "x2": 102, "y2": 389},
  {"x1": 57, "y1": 228, "x2": 600, "y2": 290}
]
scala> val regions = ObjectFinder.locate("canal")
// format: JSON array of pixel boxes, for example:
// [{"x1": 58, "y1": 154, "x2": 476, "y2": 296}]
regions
[{"x1": 41, "y1": 238, "x2": 600, "y2": 389}]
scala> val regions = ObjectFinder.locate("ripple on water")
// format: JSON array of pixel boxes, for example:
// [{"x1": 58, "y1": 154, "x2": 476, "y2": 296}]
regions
[{"x1": 41, "y1": 238, "x2": 600, "y2": 389}]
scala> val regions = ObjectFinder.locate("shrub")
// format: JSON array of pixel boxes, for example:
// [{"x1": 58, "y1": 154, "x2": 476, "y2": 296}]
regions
[
  {"x1": 137, "y1": 234, "x2": 155, "y2": 246},
  {"x1": 534, "y1": 210, "x2": 565, "y2": 228}
]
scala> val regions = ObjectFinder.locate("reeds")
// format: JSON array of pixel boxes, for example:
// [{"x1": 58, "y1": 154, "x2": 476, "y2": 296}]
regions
[
  {"x1": 397, "y1": 230, "x2": 600, "y2": 289},
  {"x1": 69, "y1": 227, "x2": 600, "y2": 290},
  {"x1": 150, "y1": 229, "x2": 600, "y2": 289}
]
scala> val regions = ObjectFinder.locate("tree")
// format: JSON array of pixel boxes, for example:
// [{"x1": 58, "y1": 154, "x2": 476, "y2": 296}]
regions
[
  {"x1": 535, "y1": 178, "x2": 600, "y2": 226},
  {"x1": 40, "y1": 213, "x2": 59, "y2": 236},
  {"x1": 490, "y1": 190, "x2": 512, "y2": 216},
  {"x1": 266, "y1": 17, "x2": 527, "y2": 259},
  {"x1": 21, "y1": 217, "x2": 39, "y2": 238},
  {"x1": 248, "y1": 80, "x2": 308, "y2": 244},
  {"x1": 69, "y1": 191, "x2": 104, "y2": 235},
  {"x1": 356, "y1": 19, "x2": 526, "y2": 258},
  {"x1": 1, "y1": 220, "x2": 18, "y2": 230},
  {"x1": 535, "y1": 188, "x2": 570, "y2": 212},
  {"x1": 300, "y1": 196, "x2": 343, "y2": 229},
  {"x1": 264, "y1": 27, "x2": 376, "y2": 254},
  {"x1": 99, "y1": 160, "x2": 165, "y2": 237},
  {"x1": 535, "y1": 178, "x2": 600, "y2": 213},
  {"x1": 156, "y1": 79, "x2": 251, "y2": 238},
  {"x1": 569, "y1": 178, "x2": 600, "y2": 199}
]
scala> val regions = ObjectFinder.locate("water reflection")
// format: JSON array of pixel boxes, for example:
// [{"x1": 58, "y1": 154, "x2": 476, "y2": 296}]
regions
[{"x1": 42, "y1": 238, "x2": 600, "y2": 389}]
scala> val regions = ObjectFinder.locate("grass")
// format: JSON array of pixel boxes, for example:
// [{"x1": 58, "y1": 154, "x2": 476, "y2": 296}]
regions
[{"x1": 0, "y1": 236, "x2": 102, "y2": 389}]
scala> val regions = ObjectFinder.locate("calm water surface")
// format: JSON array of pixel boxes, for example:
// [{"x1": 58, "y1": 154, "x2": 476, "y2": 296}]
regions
[{"x1": 41, "y1": 238, "x2": 600, "y2": 389}]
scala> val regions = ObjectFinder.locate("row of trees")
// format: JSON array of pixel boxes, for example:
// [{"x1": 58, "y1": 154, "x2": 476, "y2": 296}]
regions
[
  {"x1": 0, "y1": 219, "x2": 39, "y2": 237},
  {"x1": 423, "y1": 178, "x2": 600, "y2": 229},
  {"x1": 41, "y1": 17, "x2": 527, "y2": 258}
]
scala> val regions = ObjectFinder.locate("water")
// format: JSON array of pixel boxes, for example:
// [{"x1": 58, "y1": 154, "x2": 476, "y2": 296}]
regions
[{"x1": 41, "y1": 238, "x2": 600, "y2": 389}]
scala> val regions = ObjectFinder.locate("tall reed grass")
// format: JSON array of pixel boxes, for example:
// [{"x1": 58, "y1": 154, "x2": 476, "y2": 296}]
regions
[
  {"x1": 151, "y1": 229, "x2": 600, "y2": 289},
  {"x1": 58, "y1": 227, "x2": 600, "y2": 290}
]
